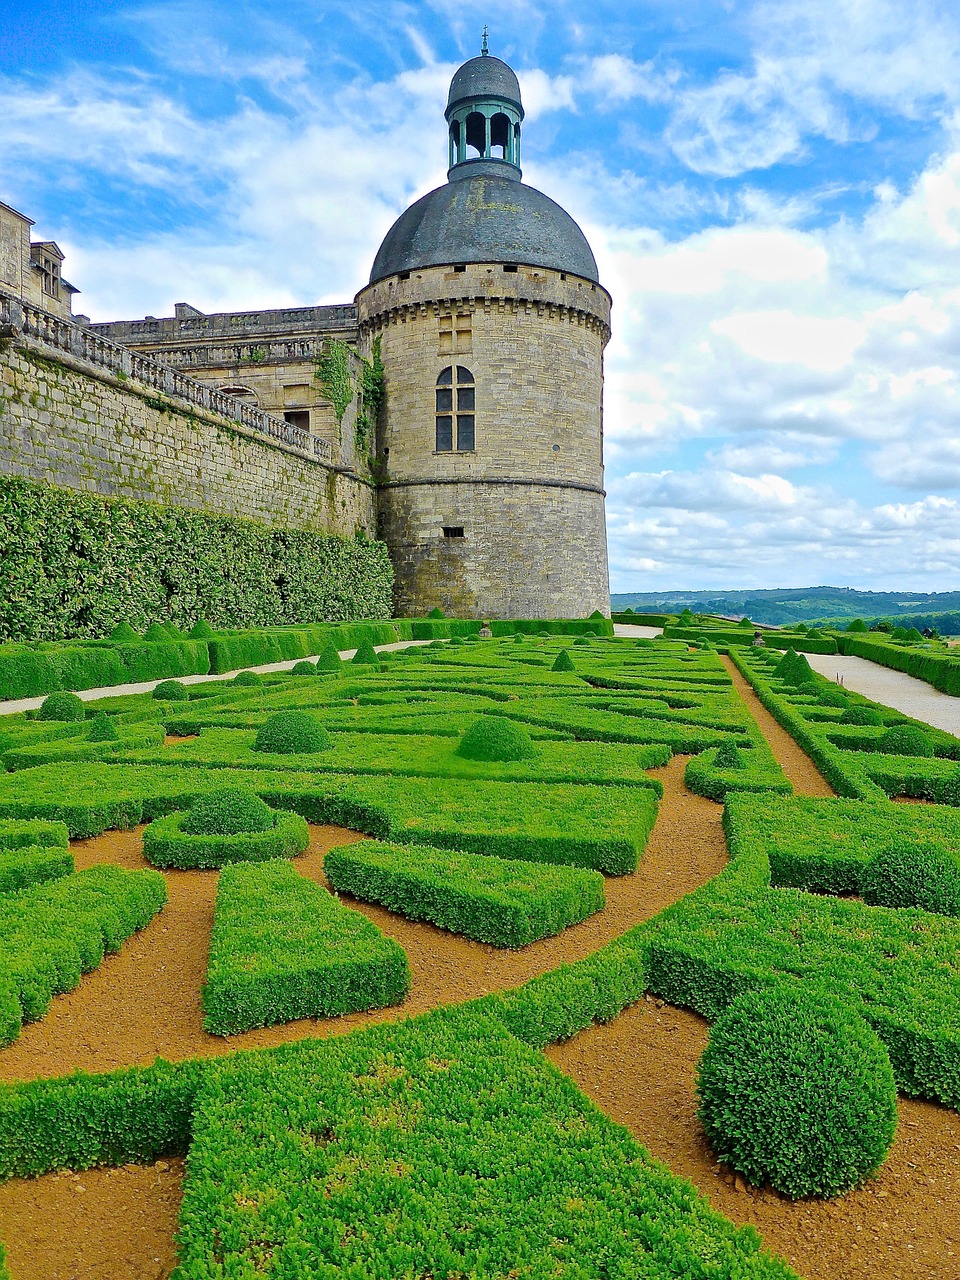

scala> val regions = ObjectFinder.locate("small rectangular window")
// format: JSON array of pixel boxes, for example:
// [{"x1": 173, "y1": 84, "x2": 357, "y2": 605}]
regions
[
  {"x1": 503, "y1": 264, "x2": 518, "y2": 273},
  {"x1": 456, "y1": 415, "x2": 475, "y2": 451},
  {"x1": 457, "y1": 386, "x2": 475, "y2": 411},
  {"x1": 398, "y1": 271, "x2": 410, "y2": 280},
  {"x1": 436, "y1": 387, "x2": 453, "y2": 412},
  {"x1": 283, "y1": 410, "x2": 310, "y2": 430},
  {"x1": 454, "y1": 264, "x2": 466, "y2": 273},
  {"x1": 443, "y1": 526, "x2": 465, "y2": 538},
  {"x1": 436, "y1": 416, "x2": 453, "y2": 451}
]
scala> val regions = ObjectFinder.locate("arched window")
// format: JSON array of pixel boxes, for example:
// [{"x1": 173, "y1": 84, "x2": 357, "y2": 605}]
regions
[
  {"x1": 465, "y1": 111, "x2": 486, "y2": 158},
  {"x1": 436, "y1": 366, "x2": 475, "y2": 452},
  {"x1": 490, "y1": 112, "x2": 510, "y2": 160}
]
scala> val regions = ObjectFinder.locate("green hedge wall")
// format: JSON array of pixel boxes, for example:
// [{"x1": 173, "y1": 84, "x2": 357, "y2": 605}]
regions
[
  {"x1": 663, "y1": 625, "x2": 838, "y2": 654},
  {"x1": 0, "y1": 474, "x2": 393, "y2": 644}
]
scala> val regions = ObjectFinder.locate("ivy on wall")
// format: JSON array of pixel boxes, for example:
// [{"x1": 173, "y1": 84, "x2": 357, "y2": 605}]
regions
[
  {"x1": 315, "y1": 339, "x2": 354, "y2": 427},
  {"x1": 315, "y1": 337, "x2": 385, "y2": 461},
  {"x1": 356, "y1": 336, "x2": 384, "y2": 459},
  {"x1": 0, "y1": 475, "x2": 394, "y2": 644}
]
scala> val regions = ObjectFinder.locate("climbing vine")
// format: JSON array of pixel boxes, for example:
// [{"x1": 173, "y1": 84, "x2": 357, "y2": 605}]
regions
[
  {"x1": 315, "y1": 339, "x2": 354, "y2": 426},
  {"x1": 355, "y1": 336, "x2": 384, "y2": 458}
]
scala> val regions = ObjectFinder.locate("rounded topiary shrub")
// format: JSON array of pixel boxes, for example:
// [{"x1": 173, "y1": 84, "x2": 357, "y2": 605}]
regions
[
  {"x1": 456, "y1": 715, "x2": 536, "y2": 762},
  {"x1": 573, "y1": 636, "x2": 591, "y2": 647},
  {"x1": 110, "y1": 621, "x2": 140, "y2": 642},
  {"x1": 153, "y1": 680, "x2": 189, "y2": 701},
  {"x1": 351, "y1": 638, "x2": 379, "y2": 665},
  {"x1": 839, "y1": 705, "x2": 884, "y2": 726},
  {"x1": 37, "y1": 691, "x2": 85, "y2": 722},
  {"x1": 143, "y1": 788, "x2": 310, "y2": 870},
  {"x1": 87, "y1": 711, "x2": 120, "y2": 742},
  {"x1": 860, "y1": 843, "x2": 960, "y2": 916},
  {"x1": 818, "y1": 688, "x2": 849, "y2": 709},
  {"x1": 233, "y1": 670, "x2": 263, "y2": 687},
  {"x1": 183, "y1": 787, "x2": 275, "y2": 835},
  {"x1": 253, "y1": 710, "x2": 331, "y2": 755},
  {"x1": 189, "y1": 620, "x2": 215, "y2": 639},
  {"x1": 552, "y1": 649, "x2": 575, "y2": 672},
  {"x1": 697, "y1": 984, "x2": 898, "y2": 1199},
  {"x1": 449, "y1": 636, "x2": 465, "y2": 647},
  {"x1": 876, "y1": 725, "x2": 934, "y2": 757},
  {"x1": 713, "y1": 742, "x2": 744, "y2": 770},
  {"x1": 290, "y1": 660, "x2": 318, "y2": 676}
]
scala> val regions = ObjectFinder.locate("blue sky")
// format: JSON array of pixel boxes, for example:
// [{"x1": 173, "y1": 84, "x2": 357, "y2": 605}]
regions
[{"x1": 4, "y1": 0, "x2": 960, "y2": 593}]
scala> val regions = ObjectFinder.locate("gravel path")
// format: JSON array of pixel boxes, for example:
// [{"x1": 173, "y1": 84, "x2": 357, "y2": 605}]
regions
[{"x1": 805, "y1": 653, "x2": 960, "y2": 737}]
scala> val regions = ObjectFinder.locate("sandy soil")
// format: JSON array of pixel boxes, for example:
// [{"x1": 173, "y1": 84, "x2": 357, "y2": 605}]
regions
[{"x1": 804, "y1": 652, "x2": 960, "y2": 737}]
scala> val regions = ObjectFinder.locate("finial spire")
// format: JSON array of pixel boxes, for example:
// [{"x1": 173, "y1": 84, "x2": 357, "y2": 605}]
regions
[{"x1": 481, "y1": 25, "x2": 489, "y2": 55}]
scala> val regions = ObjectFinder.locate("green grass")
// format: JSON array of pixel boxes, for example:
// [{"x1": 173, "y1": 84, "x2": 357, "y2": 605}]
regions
[
  {"x1": 326, "y1": 840, "x2": 605, "y2": 947},
  {"x1": 202, "y1": 861, "x2": 409, "y2": 1034}
]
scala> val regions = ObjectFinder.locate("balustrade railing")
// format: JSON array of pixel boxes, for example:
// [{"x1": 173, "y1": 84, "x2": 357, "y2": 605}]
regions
[{"x1": 0, "y1": 290, "x2": 335, "y2": 466}]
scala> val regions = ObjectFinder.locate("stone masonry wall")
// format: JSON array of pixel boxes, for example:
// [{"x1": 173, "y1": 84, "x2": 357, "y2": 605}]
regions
[
  {"x1": 0, "y1": 339, "x2": 375, "y2": 537},
  {"x1": 357, "y1": 261, "x2": 611, "y2": 618}
]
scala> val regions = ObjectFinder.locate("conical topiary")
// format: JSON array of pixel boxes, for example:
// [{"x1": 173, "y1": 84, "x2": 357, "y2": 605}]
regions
[
  {"x1": 456, "y1": 715, "x2": 536, "y2": 762},
  {"x1": 144, "y1": 622, "x2": 172, "y2": 642},
  {"x1": 351, "y1": 638, "x2": 379, "y2": 665},
  {"x1": 714, "y1": 742, "x2": 743, "y2": 770},
  {"x1": 109, "y1": 621, "x2": 140, "y2": 643},
  {"x1": 316, "y1": 642, "x2": 343, "y2": 672},
  {"x1": 428, "y1": 607, "x2": 446, "y2": 619},
  {"x1": 190, "y1": 620, "x2": 216, "y2": 639},
  {"x1": 552, "y1": 649, "x2": 575, "y2": 672},
  {"x1": 87, "y1": 711, "x2": 120, "y2": 742}
]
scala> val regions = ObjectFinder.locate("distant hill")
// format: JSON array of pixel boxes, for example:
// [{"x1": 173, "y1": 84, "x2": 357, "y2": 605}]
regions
[{"x1": 610, "y1": 587, "x2": 960, "y2": 627}]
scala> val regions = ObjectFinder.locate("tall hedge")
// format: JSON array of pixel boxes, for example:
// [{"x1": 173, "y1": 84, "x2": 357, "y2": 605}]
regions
[{"x1": 0, "y1": 475, "x2": 392, "y2": 643}]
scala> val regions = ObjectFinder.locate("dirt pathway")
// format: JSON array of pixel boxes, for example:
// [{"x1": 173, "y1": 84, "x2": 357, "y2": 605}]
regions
[
  {"x1": 721, "y1": 654, "x2": 836, "y2": 797},
  {"x1": 0, "y1": 756, "x2": 731, "y2": 1280}
]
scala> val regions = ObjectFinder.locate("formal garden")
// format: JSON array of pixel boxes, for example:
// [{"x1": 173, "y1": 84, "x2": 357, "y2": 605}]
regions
[{"x1": 0, "y1": 621, "x2": 957, "y2": 1278}]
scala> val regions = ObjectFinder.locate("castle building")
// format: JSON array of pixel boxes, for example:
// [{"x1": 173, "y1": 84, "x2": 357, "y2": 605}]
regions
[
  {"x1": 358, "y1": 50, "x2": 611, "y2": 618},
  {"x1": 26, "y1": 46, "x2": 611, "y2": 620}
]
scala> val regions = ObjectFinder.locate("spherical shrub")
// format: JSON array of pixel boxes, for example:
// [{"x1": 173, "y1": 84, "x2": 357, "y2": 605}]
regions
[
  {"x1": 253, "y1": 710, "x2": 331, "y2": 755},
  {"x1": 316, "y1": 643, "x2": 342, "y2": 672},
  {"x1": 189, "y1": 620, "x2": 215, "y2": 639},
  {"x1": 697, "y1": 984, "x2": 898, "y2": 1198},
  {"x1": 456, "y1": 715, "x2": 536, "y2": 762},
  {"x1": 713, "y1": 742, "x2": 744, "y2": 770},
  {"x1": 839, "y1": 705, "x2": 884, "y2": 726},
  {"x1": 876, "y1": 725, "x2": 934, "y2": 757},
  {"x1": 351, "y1": 638, "x2": 379, "y2": 665},
  {"x1": 573, "y1": 636, "x2": 591, "y2": 647},
  {"x1": 463, "y1": 634, "x2": 480, "y2": 643},
  {"x1": 860, "y1": 843, "x2": 960, "y2": 916},
  {"x1": 87, "y1": 711, "x2": 119, "y2": 742},
  {"x1": 37, "y1": 691, "x2": 85, "y2": 722},
  {"x1": 513, "y1": 633, "x2": 526, "y2": 644},
  {"x1": 153, "y1": 680, "x2": 189, "y2": 701},
  {"x1": 182, "y1": 787, "x2": 276, "y2": 836},
  {"x1": 552, "y1": 649, "x2": 575, "y2": 672},
  {"x1": 290, "y1": 660, "x2": 318, "y2": 676},
  {"x1": 233, "y1": 670, "x2": 263, "y2": 687},
  {"x1": 449, "y1": 636, "x2": 465, "y2": 647},
  {"x1": 109, "y1": 621, "x2": 140, "y2": 642},
  {"x1": 819, "y1": 688, "x2": 849, "y2": 709}
]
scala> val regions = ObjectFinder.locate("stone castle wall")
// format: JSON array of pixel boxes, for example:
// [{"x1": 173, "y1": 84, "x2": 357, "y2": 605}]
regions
[
  {"x1": 357, "y1": 261, "x2": 611, "y2": 618},
  {"x1": 0, "y1": 294, "x2": 375, "y2": 538}
]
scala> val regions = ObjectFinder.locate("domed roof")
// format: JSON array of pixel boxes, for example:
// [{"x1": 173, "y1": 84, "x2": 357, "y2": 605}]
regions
[
  {"x1": 446, "y1": 56, "x2": 522, "y2": 116},
  {"x1": 368, "y1": 170, "x2": 600, "y2": 284}
]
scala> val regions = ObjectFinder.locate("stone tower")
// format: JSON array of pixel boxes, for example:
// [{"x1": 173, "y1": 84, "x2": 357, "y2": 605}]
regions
[{"x1": 355, "y1": 46, "x2": 611, "y2": 619}]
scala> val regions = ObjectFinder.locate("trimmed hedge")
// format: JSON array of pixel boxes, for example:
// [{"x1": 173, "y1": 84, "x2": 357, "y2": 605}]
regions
[
  {"x1": 860, "y1": 843, "x2": 960, "y2": 916},
  {"x1": 143, "y1": 805, "x2": 310, "y2": 870},
  {"x1": 0, "y1": 845, "x2": 74, "y2": 895},
  {"x1": 202, "y1": 860, "x2": 409, "y2": 1034},
  {"x1": 0, "y1": 818, "x2": 70, "y2": 850},
  {"x1": 838, "y1": 633, "x2": 960, "y2": 695},
  {"x1": 0, "y1": 864, "x2": 167, "y2": 1043},
  {"x1": 697, "y1": 985, "x2": 897, "y2": 1198},
  {"x1": 325, "y1": 840, "x2": 605, "y2": 947},
  {"x1": 488, "y1": 618, "x2": 615, "y2": 638},
  {"x1": 174, "y1": 1009, "x2": 796, "y2": 1279},
  {"x1": 663, "y1": 626, "x2": 838, "y2": 654}
]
